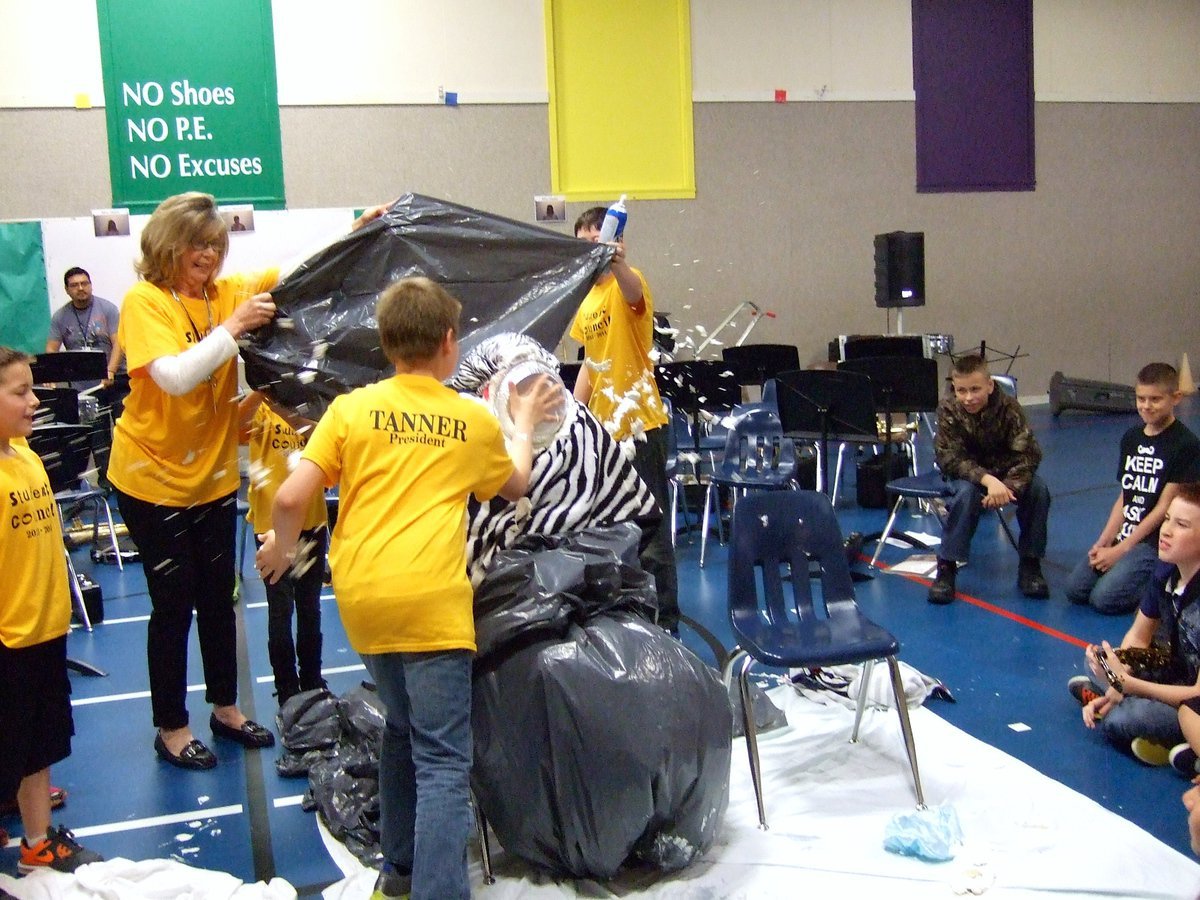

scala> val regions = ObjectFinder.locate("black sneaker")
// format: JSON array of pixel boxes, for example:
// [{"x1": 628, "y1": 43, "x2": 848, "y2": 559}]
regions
[
  {"x1": 1068, "y1": 675, "x2": 1104, "y2": 707},
  {"x1": 1170, "y1": 743, "x2": 1200, "y2": 779},
  {"x1": 928, "y1": 558, "x2": 957, "y2": 605},
  {"x1": 1018, "y1": 557, "x2": 1050, "y2": 598}
]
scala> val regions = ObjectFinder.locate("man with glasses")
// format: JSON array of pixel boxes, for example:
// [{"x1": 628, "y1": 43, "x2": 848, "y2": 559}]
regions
[
  {"x1": 46, "y1": 267, "x2": 126, "y2": 484},
  {"x1": 46, "y1": 268, "x2": 123, "y2": 390}
]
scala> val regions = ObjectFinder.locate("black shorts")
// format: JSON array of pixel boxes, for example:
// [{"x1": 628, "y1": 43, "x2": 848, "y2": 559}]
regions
[{"x1": 0, "y1": 635, "x2": 74, "y2": 797}]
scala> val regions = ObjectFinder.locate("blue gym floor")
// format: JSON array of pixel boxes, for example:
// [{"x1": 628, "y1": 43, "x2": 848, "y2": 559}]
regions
[{"x1": 3, "y1": 396, "x2": 1197, "y2": 893}]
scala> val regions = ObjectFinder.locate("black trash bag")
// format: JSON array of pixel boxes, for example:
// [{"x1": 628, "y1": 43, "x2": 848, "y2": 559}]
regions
[
  {"x1": 277, "y1": 688, "x2": 341, "y2": 752},
  {"x1": 471, "y1": 550, "x2": 580, "y2": 660},
  {"x1": 471, "y1": 532, "x2": 732, "y2": 880},
  {"x1": 276, "y1": 746, "x2": 336, "y2": 779},
  {"x1": 240, "y1": 193, "x2": 613, "y2": 420},
  {"x1": 728, "y1": 679, "x2": 789, "y2": 739},
  {"x1": 305, "y1": 752, "x2": 381, "y2": 865},
  {"x1": 338, "y1": 682, "x2": 386, "y2": 747}
]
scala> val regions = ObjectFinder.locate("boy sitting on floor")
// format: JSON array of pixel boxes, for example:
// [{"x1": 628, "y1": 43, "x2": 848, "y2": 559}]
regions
[
  {"x1": 1065, "y1": 362, "x2": 1200, "y2": 615},
  {"x1": 929, "y1": 354, "x2": 1051, "y2": 604},
  {"x1": 1070, "y1": 483, "x2": 1200, "y2": 766}
]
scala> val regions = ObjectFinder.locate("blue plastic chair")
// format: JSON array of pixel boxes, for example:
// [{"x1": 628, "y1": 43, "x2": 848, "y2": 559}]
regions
[
  {"x1": 868, "y1": 469, "x2": 1019, "y2": 569},
  {"x1": 663, "y1": 398, "x2": 696, "y2": 547},
  {"x1": 699, "y1": 407, "x2": 798, "y2": 567},
  {"x1": 721, "y1": 491, "x2": 926, "y2": 827}
]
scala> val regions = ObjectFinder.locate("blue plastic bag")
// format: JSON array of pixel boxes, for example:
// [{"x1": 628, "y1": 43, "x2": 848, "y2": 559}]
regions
[{"x1": 882, "y1": 804, "x2": 963, "y2": 862}]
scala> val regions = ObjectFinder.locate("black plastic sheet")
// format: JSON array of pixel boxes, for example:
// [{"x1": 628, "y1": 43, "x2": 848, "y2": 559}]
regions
[
  {"x1": 241, "y1": 193, "x2": 613, "y2": 418},
  {"x1": 471, "y1": 528, "x2": 732, "y2": 879}
]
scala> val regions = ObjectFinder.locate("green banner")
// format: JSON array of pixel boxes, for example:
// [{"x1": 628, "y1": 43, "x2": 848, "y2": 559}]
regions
[
  {"x1": 96, "y1": 0, "x2": 285, "y2": 213},
  {"x1": 0, "y1": 222, "x2": 51, "y2": 354}
]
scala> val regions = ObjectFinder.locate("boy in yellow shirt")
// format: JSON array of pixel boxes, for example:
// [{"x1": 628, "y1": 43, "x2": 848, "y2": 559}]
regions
[
  {"x1": 0, "y1": 346, "x2": 103, "y2": 873},
  {"x1": 570, "y1": 206, "x2": 677, "y2": 633},
  {"x1": 239, "y1": 390, "x2": 328, "y2": 705},
  {"x1": 257, "y1": 277, "x2": 560, "y2": 900}
]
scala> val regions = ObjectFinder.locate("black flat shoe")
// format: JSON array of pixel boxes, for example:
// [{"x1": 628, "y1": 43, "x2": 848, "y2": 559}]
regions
[
  {"x1": 209, "y1": 714, "x2": 275, "y2": 749},
  {"x1": 154, "y1": 734, "x2": 217, "y2": 770}
]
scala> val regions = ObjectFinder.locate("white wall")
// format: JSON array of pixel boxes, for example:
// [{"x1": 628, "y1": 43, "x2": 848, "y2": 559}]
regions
[{"x1": 3, "y1": 0, "x2": 1198, "y2": 109}]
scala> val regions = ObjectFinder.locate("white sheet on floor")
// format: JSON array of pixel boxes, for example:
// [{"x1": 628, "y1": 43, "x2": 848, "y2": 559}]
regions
[
  {"x1": 0, "y1": 857, "x2": 296, "y2": 899},
  {"x1": 320, "y1": 685, "x2": 1200, "y2": 899}
]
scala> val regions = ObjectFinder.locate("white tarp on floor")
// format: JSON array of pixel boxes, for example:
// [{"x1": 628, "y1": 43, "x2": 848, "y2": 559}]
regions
[
  {"x1": 321, "y1": 684, "x2": 1200, "y2": 899},
  {"x1": 4, "y1": 685, "x2": 1197, "y2": 898}
]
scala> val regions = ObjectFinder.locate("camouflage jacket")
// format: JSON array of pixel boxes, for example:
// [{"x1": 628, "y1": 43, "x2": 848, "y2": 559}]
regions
[{"x1": 934, "y1": 389, "x2": 1042, "y2": 492}]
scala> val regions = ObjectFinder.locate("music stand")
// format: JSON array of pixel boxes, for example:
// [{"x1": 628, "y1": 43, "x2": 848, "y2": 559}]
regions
[
  {"x1": 655, "y1": 360, "x2": 741, "y2": 455},
  {"x1": 721, "y1": 344, "x2": 800, "y2": 390},
  {"x1": 33, "y1": 386, "x2": 80, "y2": 424},
  {"x1": 835, "y1": 334, "x2": 928, "y2": 362},
  {"x1": 838, "y1": 355, "x2": 940, "y2": 472},
  {"x1": 31, "y1": 350, "x2": 107, "y2": 385},
  {"x1": 774, "y1": 369, "x2": 879, "y2": 495}
]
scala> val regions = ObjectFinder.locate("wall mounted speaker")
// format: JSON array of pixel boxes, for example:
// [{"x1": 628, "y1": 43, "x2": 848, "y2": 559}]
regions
[{"x1": 874, "y1": 231, "x2": 925, "y2": 308}]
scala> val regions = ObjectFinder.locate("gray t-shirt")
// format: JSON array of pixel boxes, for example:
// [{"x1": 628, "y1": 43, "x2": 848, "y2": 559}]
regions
[{"x1": 47, "y1": 296, "x2": 122, "y2": 389}]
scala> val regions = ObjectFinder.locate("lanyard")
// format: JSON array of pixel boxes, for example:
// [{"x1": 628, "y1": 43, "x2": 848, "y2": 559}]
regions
[
  {"x1": 170, "y1": 288, "x2": 218, "y2": 411},
  {"x1": 70, "y1": 303, "x2": 94, "y2": 344},
  {"x1": 170, "y1": 288, "x2": 213, "y2": 344}
]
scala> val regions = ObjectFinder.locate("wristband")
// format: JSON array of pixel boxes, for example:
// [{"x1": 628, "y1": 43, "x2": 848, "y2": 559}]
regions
[{"x1": 512, "y1": 432, "x2": 531, "y2": 442}]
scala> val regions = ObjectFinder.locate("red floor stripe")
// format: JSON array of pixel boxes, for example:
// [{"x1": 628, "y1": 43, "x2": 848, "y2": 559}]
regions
[{"x1": 871, "y1": 558, "x2": 1090, "y2": 649}]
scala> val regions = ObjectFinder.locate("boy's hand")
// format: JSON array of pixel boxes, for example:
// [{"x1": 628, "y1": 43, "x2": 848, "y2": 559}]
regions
[
  {"x1": 1082, "y1": 689, "x2": 1121, "y2": 727},
  {"x1": 1089, "y1": 543, "x2": 1124, "y2": 573},
  {"x1": 351, "y1": 200, "x2": 396, "y2": 232},
  {"x1": 255, "y1": 530, "x2": 290, "y2": 585},
  {"x1": 510, "y1": 374, "x2": 564, "y2": 431},
  {"x1": 980, "y1": 474, "x2": 1015, "y2": 509}
]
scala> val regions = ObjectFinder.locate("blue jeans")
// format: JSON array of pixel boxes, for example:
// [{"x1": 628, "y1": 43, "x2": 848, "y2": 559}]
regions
[
  {"x1": 939, "y1": 475, "x2": 1050, "y2": 563},
  {"x1": 1098, "y1": 694, "x2": 1183, "y2": 749},
  {"x1": 1064, "y1": 540, "x2": 1157, "y2": 615},
  {"x1": 363, "y1": 650, "x2": 473, "y2": 900}
]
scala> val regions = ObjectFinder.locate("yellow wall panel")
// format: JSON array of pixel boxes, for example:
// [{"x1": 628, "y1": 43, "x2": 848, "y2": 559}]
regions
[{"x1": 546, "y1": 0, "x2": 695, "y2": 200}]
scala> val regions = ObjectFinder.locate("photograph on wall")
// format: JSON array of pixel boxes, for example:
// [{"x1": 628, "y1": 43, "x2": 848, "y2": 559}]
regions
[
  {"x1": 220, "y1": 204, "x2": 256, "y2": 234},
  {"x1": 534, "y1": 195, "x2": 567, "y2": 223},
  {"x1": 92, "y1": 208, "x2": 130, "y2": 237}
]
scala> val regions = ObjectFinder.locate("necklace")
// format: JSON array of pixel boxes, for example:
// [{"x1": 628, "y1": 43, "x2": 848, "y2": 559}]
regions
[{"x1": 170, "y1": 287, "x2": 213, "y2": 344}]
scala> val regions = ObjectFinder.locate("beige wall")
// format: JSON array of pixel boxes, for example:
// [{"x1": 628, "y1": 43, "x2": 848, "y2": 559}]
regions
[
  {"x1": 241, "y1": 100, "x2": 1200, "y2": 393},
  {"x1": 3, "y1": 99, "x2": 1198, "y2": 395}
]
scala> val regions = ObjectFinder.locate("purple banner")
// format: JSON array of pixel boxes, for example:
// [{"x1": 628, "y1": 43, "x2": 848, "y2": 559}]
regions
[{"x1": 912, "y1": 0, "x2": 1035, "y2": 192}]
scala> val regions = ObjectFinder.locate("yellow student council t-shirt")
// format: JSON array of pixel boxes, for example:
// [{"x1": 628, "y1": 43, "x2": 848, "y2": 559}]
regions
[
  {"x1": 246, "y1": 404, "x2": 327, "y2": 534},
  {"x1": 569, "y1": 267, "x2": 668, "y2": 441},
  {"x1": 0, "y1": 442, "x2": 70, "y2": 648},
  {"x1": 109, "y1": 269, "x2": 278, "y2": 507},
  {"x1": 302, "y1": 375, "x2": 514, "y2": 655}
]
